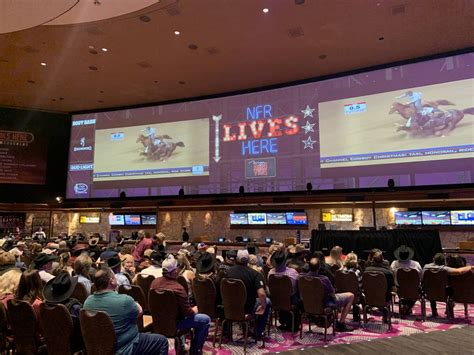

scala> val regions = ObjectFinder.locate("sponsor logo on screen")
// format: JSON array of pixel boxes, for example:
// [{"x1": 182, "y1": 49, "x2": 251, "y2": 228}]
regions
[
  {"x1": 344, "y1": 102, "x2": 367, "y2": 115},
  {"x1": 73, "y1": 137, "x2": 93, "y2": 152},
  {"x1": 70, "y1": 163, "x2": 94, "y2": 171},
  {"x1": 72, "y1": 119, "x2": 96, "y2": 126},
  {"x1": 110, "y1": 132, "x2": 125, "y2": 141},
  {"x1": 245, "y1": 157, "x2": 276, "y2": 178},
  {"x1": 0, "y1": 130, "x2": 34, "y2": 146},
  {"x1": 73, "y1": 183, "x2": 89, "y2": 194}
]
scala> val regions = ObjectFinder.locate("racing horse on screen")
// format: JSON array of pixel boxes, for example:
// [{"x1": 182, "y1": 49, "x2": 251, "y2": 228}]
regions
[
  {"x1": 389, "y1": 99, "x2": 474, "y2": 136},
  {"x1": 136, "y1": 134, "x2": 185, "y2": 161}
]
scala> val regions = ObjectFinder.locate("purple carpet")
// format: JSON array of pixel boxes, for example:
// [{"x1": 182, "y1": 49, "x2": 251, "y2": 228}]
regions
[{"x1": 169, "y1": 302, "x2": 473, "y2": 354}]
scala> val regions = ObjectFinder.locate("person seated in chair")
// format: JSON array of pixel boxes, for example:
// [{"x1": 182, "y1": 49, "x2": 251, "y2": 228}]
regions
[
  {"x1": 364, "y1": 249, "x2": 394, "y2": 322},
  {"x1": 303, "y1": 257, "x2": 354, "y2": 331},
  {"x1": 151, "y1": 255, "x2": 210, "y2": 355},
  {"x1": 84, "y1": 268, "x2": 168, "y2": 354},
  {"x1": 226, "y1": 250, "x2": 271, "y2": 340},
  {"x1": 341, "y1": 252, "x2": 363, "y2": 322},
  {"x1": 390, "y1": 245, "x2": 421, "y2": 316},
  {"x1": 268, "y1": 250, "x2": 300, "y2": 330},
  {"x1": 43, "y1": 271, "x2": 84, "y2": 352},
  {"x1": 423, "y1": 253, "x2": 473, "y2": 317}
]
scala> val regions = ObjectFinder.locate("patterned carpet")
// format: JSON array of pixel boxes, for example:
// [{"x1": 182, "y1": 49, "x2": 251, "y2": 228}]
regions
[{"x1": 169, "y1": 302, "x2": 473, "y2": 354}]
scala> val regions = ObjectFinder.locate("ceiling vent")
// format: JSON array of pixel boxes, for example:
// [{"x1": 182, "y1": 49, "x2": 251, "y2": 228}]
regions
[
  {"x1": 287, "y1": 26, "x2": 304, "y2": 38},
  {"x1": 137, "y1": 61, "x2": 152, "y2": 69},
  {"x1": 391, "y1": 4, "x2": 407, "y2": 15}
]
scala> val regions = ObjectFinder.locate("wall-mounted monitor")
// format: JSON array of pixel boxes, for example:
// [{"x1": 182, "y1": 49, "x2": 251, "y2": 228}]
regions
[
  {"x1": 450, "y1": 210, "x2": 474, "y2": 225},
  {"x1": 286, "y1": 212, "x2": 308, "y2": 225},
  {"x1": 230, "y1": 213, "x2": 248, "y2": 225},
  {"x1": 248, "y1": 213, "x2": 267, "y2": 225},
  {"x1": 266, "y1": 212, "x2": 287, "y2": 225},
  {"x1": 395, "y1": 211, "x2": 422, "y2": 225},
  {"x1": 141, "y1": 215, "x2": 157, "y2": 225},
  {"x1": 79, "y1": 216, "x2": 100, "y2": 224},
  {"x1": 421, "y1": 211, "x2": 451, "y2": 225},
  {"x1": 108, "y1": 214, "x2": 125, "y2": 226},
  {"x1": 67, "y1": 53, "x2": 473, "y2": 200},
  {"x1": 124, "y1": 215, "x2": 141, "y2": 226}
]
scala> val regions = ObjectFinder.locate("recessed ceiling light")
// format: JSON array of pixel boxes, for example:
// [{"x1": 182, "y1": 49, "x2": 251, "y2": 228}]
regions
[
  {"x1": 101, "y1": 47, "x2": 108, "y2": 52},
  {"x1": 174, "y1": 30, "x2": 180, "y2": 35},
  {"x1": 40, "y1": 62, "x2": 47, "y2": 66},
  {"x1": 318, "y1": 54, "x2": 327, "y2": 60},
  {"x1": 88, "y1": 45, "x2": 95, "y2": 49},
  {"x1": 88, "y1": 65, "x2": 98, "y2": 71},
  {"x1": 178, "y1": 81, "x2": 186, "y2": 85},
  {"x1": 263, "y1": 8, "x2": 269, "y2": 13},
  {"x1": 378, "y1": 36, "x2": 385, "y2": 41},
  {"x1": 188, "y1": 44, "x2": 198, "y2": 50}
]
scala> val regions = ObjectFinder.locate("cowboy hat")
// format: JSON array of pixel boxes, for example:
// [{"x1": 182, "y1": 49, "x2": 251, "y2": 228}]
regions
[
  {"x1": 43, "y1": 272, "x2": 78, "y2": 303},
  {"x1": 149, "y1": 251, "x2": 163, "y2": 265},
  {"x1": 270, "y1": 250, "x2": 287, "y2": 269},
  {"x1": 394, "y1": 245, "x2": 414, "y2": 261},
  {"x1": 32, "y1": 253, "x2": 57, "y2": 269},
  {"x1": 89, "y1": 236, "x2": 100, "y2": 246},
  {"x1": 196, "y1": 252, "x2": 216, "y2": 274},
  {"x1": 106, "y1": 253, "x2": 122, "y2": 269},
  {"x1": 288, "y1": 244, "x2": 305, "y2": 254}
]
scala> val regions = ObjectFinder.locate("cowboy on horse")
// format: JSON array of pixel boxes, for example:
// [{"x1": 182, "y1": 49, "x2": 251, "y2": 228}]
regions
[
  {"x1": 141, "y1": 126, "x2": 162, "y2": 153},
  {"x1": 395, "y1": 90, "x2": 441, "y2": 129}
]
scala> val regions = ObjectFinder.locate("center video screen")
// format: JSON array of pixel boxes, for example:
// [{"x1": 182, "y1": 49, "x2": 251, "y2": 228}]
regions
[
  {"x1": 66, "y1": 53, "x2": 473, "y2": 199},
  {"x1": 421, "y1": 211, "x2": 451, "y2": 225},
  {"x1": 395, "y1": 211, "x2": 422, "y2": 225}
]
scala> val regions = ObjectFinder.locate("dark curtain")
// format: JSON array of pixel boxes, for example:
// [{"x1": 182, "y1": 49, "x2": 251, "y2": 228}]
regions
[{"x1": 310, "y1": 230, "x2": 442, "y2": 266}]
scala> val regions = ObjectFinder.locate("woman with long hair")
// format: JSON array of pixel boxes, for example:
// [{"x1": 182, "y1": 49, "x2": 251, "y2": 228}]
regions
[
  {"x1": 0, "y1": 269, "x2": 22, "y2": 310},
  {"x1": 15, "y1": 269, "x2": 44, "y2": 327}
]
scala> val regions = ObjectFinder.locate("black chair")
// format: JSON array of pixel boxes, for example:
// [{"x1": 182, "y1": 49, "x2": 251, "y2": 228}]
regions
[
  {"x1": 362, "y1": 271, "x2": 392, "y2": 330},
  {"x1": 79, "y1": 310, "x2": 115, "y2": 355},
  {"x1": 39, "y1": 303, "x2": 75, "y2": 355},
  {"x1": 192, "y1": 276, "x2": 219, "y2": 346},
  {"x1": 268, "y1": 274, "x2": 298, "y2": 332},
  {"x1": 396, "y1": 268, "x2": 425, "y2": 321}
]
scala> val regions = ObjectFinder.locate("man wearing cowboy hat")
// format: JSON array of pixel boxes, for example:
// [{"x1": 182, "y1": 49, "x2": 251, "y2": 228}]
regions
[
  {"x1": 134, "y1": 250, "x2": 163, "y2": 282},
  {"x1": 106, "y1": 252, "x2": 130, "y2": 289},
  {"x1": 287, "y1": 244, "x2": 306, "y2": 273},
  {"x1": 43, "y1": 271, "x2": 84, "y2": 352},
  {"x1": 31, "y1": 252, "x2": 57, "y2": 282}
]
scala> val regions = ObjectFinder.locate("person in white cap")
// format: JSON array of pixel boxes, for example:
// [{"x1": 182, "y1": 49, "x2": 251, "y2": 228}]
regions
[
  {"x1": 151, "y1": 255, "x2": 210, "y2": 355},
  {"x1": 225, "y1": 249, "x2": 271, "y2": 340}
]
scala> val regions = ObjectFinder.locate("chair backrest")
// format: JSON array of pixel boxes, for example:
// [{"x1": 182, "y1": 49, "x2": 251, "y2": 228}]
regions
[
  {"x1": 148, "y1": 288, "x2": 179, "y2": 338},
  {"x1": 7, "y1": 299, "x2": 37, "y2": 354},
  {"x1": 79, "y1": 310, "x2": 115, "y2": 355},
  {"x1": 0, "y1": 303, "x2": 8, "y2": 351},
  {"x1": 396, "y1": 268, "x2": 421, "y2": 300},
  {"x1": 118, "y1": 284, "x2": 147, "y2": 310},
  {"x1": 298, "y1": 276, "x2": 326, "y2": 315},
  {"x1": 177, "y1": 275, "x2": 189, "y2": 295},
  {"x1": 71, "y1": 282, "x2": 88, "y2": 304},
  {"x1": 192, "y1": 276, "x2": 217, "y2": 319},
  {"x1": 335, "y1": 269, "x2": 359, "y2": 295},
  {"x1": 220, "y1": 278, "x2": 247, "y2": 321},
  {"x1": 136, "y1": 274, "x2": 155, "y2": 304},
  {"x1": 362, "y1": 272, "x2": 387, "y2": 307},
  {"x1": 450, "y1": 271, "x2": 474, "y2": 304},
  {"x1": 330, "y1": 264, "x2": 340, "y2": 274},
  {"x1": 39, "y1": 303, "x2": 73, "y2": 355},
  {"x1": 268, "y1": 274, "x2": 293, "y2": 312},
  {"x1": 422, "y1": 268, "x2": 448, "y2": 302}
]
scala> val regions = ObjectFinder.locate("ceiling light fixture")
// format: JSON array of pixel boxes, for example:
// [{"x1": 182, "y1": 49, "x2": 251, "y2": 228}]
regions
[
  {"x1": 174, "y1": 30, "x2": 180, "y2": 35},
  {"x1": 40, "y1": 62, "x2": 47, "y2": 66},
  {"x1": 263, "y1": 8, "x2": 269, "y2": 13},
  {"x1": 101, "y1": 47, "x2": 108, "y2": 52}
]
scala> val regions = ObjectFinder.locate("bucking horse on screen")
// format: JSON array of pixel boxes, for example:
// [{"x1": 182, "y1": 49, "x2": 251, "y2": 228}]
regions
[{"x1": 136, "y1": 134, "x2": 185, "y2": 161}]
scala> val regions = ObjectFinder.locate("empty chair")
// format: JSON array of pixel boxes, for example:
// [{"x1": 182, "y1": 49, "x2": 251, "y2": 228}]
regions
[
  {"x1": 136, "y1": 274, "x2": 155, "y2": 310},
  {"x1": 7, "y1": 299, "x2": 40, "y2": 354},
  {"x1": 148, "y1": 288, "x2": 192, "y2": 355},
  {"x1": 71, "y1": 282, "x2": 88, "y2": 304},
  {"x1": 79, "y1": 310, "x2": 116, "y2": 355},
  {"x1": 39, "y1": 303, "x2": 74, "y2": 355},
  {"x1": 449, "y1": 271, "x2": 474, "y2": 317},
  {"x1": 298, "y1": 276, "x2": 336, "y2": 342},
  {"x1": 362, "y1": 272, "x2": 392, "y2": 329},
  {"x1": 268, "y1": 274, "x2": 298, "y2": 332},
  {"x1": 422, "y1": 269, "x2": 449, "y2": 318},
  {"x1": 192, "y1": 276, "x2": 219, "y2": 346},
  {"x1": 396, "y1": 268, "x2": 424, "y2": 320},
  {"x1": 219, "y1": 278, "x2": 264, "y2": 352}
]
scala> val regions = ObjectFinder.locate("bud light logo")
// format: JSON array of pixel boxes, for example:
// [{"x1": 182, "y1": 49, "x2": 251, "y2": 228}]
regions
[{"x1": 74, "y1": 183, "x2": 88, "y2": 194}]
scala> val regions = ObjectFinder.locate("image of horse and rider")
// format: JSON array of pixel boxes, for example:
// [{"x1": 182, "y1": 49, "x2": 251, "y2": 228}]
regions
[
  {"x1": 136, "y1": 126, "x2": 185, "y2": 160},
  {"x1": 390, "y1": 90, "x2": 474, "y2": 136}
]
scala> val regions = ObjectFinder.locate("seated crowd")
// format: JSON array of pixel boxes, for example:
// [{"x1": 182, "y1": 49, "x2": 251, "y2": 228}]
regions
[{"x1": 0, "y1": 230, "x2": 472, "y2": 354}]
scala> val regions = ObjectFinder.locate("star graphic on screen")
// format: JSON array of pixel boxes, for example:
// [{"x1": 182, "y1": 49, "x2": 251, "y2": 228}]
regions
[
  {"x1": 301, "y1": 120, "x2": 316, "y2": 134},
  {"x1": 301, "y1": 105, "x2": 315, "y2": 118},
  {"x1": 302, "y1": 136, "x2": 316, "y2": 149}
]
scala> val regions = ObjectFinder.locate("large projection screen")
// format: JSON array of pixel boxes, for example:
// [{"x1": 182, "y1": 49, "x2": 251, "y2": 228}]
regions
[{"x1": 67, "y1": 53, "x2": 474, "y2": 198}]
